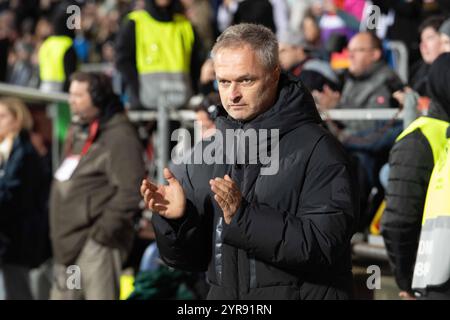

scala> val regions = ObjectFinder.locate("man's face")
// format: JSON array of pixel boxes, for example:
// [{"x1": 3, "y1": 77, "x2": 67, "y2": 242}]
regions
[
  {"x1": 420, "y1": 27, "x2": 442, "y2": 64},
  {"x1": 68, "y1": 80, "x2": 99, "y2": 124},
  {"x1": 155, "y1": 0, "x2": 172, "y2": 7},
  {"x1": 348, "y1": 33, "x2": 381, "y2": 76},
  {"x1": 214, "y1": 45, "x2": 280, "y2": 121},
  {"x1": 279, "y1": 43, "x2": 305, "y2": 71}
]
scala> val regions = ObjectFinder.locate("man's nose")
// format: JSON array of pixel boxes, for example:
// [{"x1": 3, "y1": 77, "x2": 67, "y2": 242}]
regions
[{"x1": 229, "y1": 83, "x2": 242, "y2": 102}]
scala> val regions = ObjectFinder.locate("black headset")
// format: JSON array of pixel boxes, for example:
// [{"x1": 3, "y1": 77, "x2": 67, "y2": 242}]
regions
[
  {"x1": 202, "y1": 94, "x2": 226, "y2": 120},
  {"x1": 89, "y1": 73, "x2": 112, "y2": 109}
]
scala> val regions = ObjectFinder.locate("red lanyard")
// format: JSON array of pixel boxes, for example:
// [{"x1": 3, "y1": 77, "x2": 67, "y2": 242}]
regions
[{"x1": 67, "y1": 119, "x2": 99, "y2": 157}]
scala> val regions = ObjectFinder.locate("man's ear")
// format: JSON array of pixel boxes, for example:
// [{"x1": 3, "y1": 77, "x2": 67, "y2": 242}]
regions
[
  {"x1": 373, "y1": 48, "x2": 382, "y2": 62},
  {"x1": 273, "y1": 65, "x2": 281, "y2": 82}
]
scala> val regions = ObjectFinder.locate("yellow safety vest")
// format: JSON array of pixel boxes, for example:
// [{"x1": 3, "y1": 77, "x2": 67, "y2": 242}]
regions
[
  {"x1": 396, "y1": 116, "x2": 449, "y2": 163},
  {"x1": 412, "y1": 125, "x2": 450, "y2": 291},
  {"x1": 128, "y1": 10, "x2": 194, "y2": 74},
  {"x1": 127, "y1": 10, "x2": 195, "y2": 108},
  {"x1": 371, "y1": 117, "x2": 448, "y2": 235},
  {"x1": 39, "y1": 35, "x2": 73, "y2": 83}
]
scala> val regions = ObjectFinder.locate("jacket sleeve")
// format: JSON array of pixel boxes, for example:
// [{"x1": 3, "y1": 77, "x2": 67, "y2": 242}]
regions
[
  {"x1": 152, "y1": 161, "x2": 212, "y2": 272},
  {"x1": 189, "y1": 29, "x2": 206, "y2": 95},
  {"x1": 63, "y1": 46, "x2": 77, "y2": 92},
  {"x1": 0, "y1": 147, "x2": 25, "y2": 219},
  {"x1": 115, "y1": 19, "x2": 141, "y2": 108},
  {"x1": 89, "y1": 128, "x2": 146, "y2": 248},
  {"x1": 381, "y1": 131, "x2": 433, "y2": 292},
  {"x1": 222, "y1": 134, "x2": 357, "y2": 273}
]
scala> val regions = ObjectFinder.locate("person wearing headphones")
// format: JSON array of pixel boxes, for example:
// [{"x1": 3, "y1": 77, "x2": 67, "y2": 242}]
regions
[
  {"x1": 194, "y1": 93, "x2": 225, "y2": 139},
  {"x1": 49, "y1": 72, "x2": 145, "y2": 300}
]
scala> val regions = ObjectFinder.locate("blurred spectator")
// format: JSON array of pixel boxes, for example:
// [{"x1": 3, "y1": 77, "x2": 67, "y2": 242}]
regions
[
  {"x1": 301, "y1": 13, "x2": 328, "y2": 60},
  {"x1": 0, "y1": 10, "x2": 17, "y2": 82},
  {"x1": 217, "y1": 0, "x2": 276, "y2": 33},
  {"x1": 382, "y1": 53, "x2": 450, "y2": 299},
  {"x1": 116, "y1": 0, "x2": 204, "y2": 109},
  {"x1": 409, "y1": 16, "x2": 446, "y2": 97},
  {"x1": 38, "y1": 1, "x2": 78, "y2": 93},
  {"x1": 439, "y1": 17, "x2": 450, "y2": 52},
  {"x1": 371, "y1": 0, "x2": 423, "y2": 66},
  {"x1": 49, "y1": 72, "x2": 145, "y2": 300},
  {"x1": 8, "y1": 41, "x2": 38, "y2": 87},
  {"x1": 318, "y1": 0, "x2": 360, "y2": 46},
  {"x1": 0, "y1": 98, "x2": 49, "y2": 300},
  {"x1": 270, "y1": 0, "x2": 289, "y2": 39},
  {"x1": 0, "y1": 36, "x2": 9, "y2": 83},
  {"x1": 34, "y1": 17, "x2": 53, "y2": 44},
  {"x1": 316, "y1": 32, "x2": 403, "y2": 124},
  {"x1": 278, "y1": 30, "x2": 340, "y2": 92},
  {"x1": 198, "y1": 57, "x2": 217, "y2": 95},
  {"x1": 314, "y1": 32, "x2": 404, "y2": 228},
  {"x1": 287, "y1": 0, "x2": 317, "y2": 33},
  {"x1": 233, "y1": 0, "x2": 276, "y2": 32},
  {"x1": 217, "y1": 0, "x2": 238, "y2": 33},
  {"x1": 194, "y1": 93, "x2": 223, "y2": 139},
  {"x1": 181, "y1": 0, "x2": 215, "y2": 51}
]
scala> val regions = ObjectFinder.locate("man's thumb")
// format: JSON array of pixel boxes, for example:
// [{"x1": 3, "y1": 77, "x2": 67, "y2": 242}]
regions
[{"x1": 164, "y1": 167, "x2": 177, "y2": 184}]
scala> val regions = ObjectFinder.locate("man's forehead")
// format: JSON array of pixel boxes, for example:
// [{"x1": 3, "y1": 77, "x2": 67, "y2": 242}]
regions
[
  {"x1": 70, "y1": 80, "x2": 89, "y2": 90},
  {"x1": 348, "y1": 34, "x2": 371, "y2": 48},
  {"x1": 213, "y1": 46, "x2": 263, "y2": 78},
  {"x1": 69, "y1": 83, "x2": 90, "y2": 96}
]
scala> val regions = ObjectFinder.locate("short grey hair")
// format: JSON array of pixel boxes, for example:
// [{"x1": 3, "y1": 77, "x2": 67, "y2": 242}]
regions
[{"x1": 211, "y1": 23, "x2": 279, "y2": 70}]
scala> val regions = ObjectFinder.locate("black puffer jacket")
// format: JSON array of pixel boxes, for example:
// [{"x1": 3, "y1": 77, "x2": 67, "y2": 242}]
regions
[{"x1": 153, "y1": 73, "x2": 359, "y2": 300}]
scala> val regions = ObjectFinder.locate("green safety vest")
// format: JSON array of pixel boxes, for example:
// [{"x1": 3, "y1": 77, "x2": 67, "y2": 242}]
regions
[
  {"x1": 127, "y1": 10, "x2": 195, "y2": 108},
  {"x1": 39, "y1": 36, "x2": 73, "y2": 84}
]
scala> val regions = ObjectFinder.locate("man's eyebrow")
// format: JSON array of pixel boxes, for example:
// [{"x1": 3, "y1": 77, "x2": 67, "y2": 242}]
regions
[
  {"x1": 216, "y1": 74, "x2": 254, "y2": 81},
  {"x1": 235, "y1": 74, "x2": 255, "y2": 81}
]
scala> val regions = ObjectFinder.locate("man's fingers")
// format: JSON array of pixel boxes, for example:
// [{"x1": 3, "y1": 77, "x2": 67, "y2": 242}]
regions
[
  {"x1": 146, "y1": 180, "x2": 158, "y2": 191},
  {"x1": 144, "y1": 189, "x2": 153, "y2": 205},
  {"x1": 141, "y1": 179, "x2": 157, "y2": 194},
  {"x1": 223, "y1": 175, "x2": 238, "y2": 188},
  {"x1": 214, "y1": 194, "x2": 228, "y2": 212},
  {"x1": 211, "y1": 178, "x2": 233, "y2": 192},
  {"x1": 140, "y1": 183, "x2": 147, "y2": 197},
  {"x1": 210, "y1": 180, "x2": 230, "y2": 199}
]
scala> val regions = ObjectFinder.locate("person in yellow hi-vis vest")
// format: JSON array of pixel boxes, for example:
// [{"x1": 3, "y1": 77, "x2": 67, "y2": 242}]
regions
[
  {"x1": 381, "y1": 53, "x2": 450, "y2": 300},
  {"x1": 38, "y1": 4, "x2": 77, "y2": 93},
  {"x1": 115, "y1": 0, "x2": 205, "y2": 109},
  {"x1": 412, "y1": 126, "x2": 450, "y2": 299}
]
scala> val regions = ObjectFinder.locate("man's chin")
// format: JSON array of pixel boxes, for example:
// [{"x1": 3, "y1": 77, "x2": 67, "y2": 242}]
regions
[{"x1": 229, "y1": 112, "x2": 249, "y2": 121}]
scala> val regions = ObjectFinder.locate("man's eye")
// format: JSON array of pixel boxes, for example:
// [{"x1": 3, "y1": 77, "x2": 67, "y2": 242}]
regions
[
  {"x1": 219, "y1": 80, "x2": 230, "y2": 86},
  {"x1": 242, "y1": 79, "x2": 252, "y2": 85}
]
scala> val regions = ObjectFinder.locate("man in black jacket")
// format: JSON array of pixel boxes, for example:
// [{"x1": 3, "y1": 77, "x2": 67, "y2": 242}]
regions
[{"x1": 141, "y1": 23, "x2": 358, "y2": 300}]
